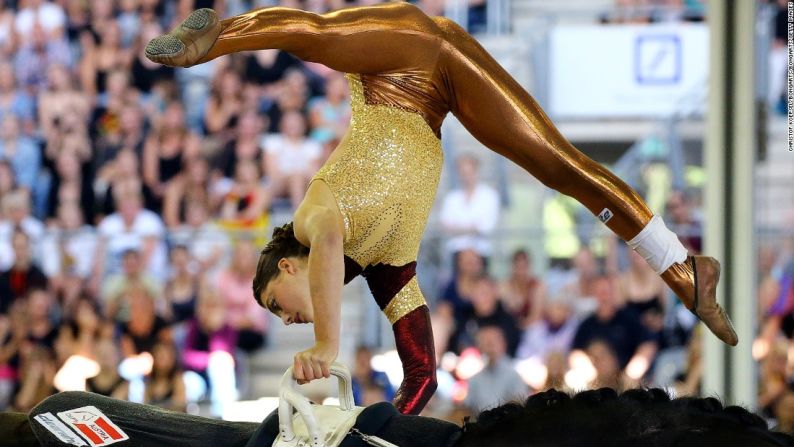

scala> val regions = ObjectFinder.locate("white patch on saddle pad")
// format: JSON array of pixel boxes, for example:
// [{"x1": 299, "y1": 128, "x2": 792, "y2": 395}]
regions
[
  {"x1": 33, "y1": 412, "x2": 88, "y2": 446},
  {"x1": 57, "y1": 406, "x2": 129, "y2": 446}
]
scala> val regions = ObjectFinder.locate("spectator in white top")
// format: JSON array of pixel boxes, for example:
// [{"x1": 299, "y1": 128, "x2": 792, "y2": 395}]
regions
[
  {"x1": 262, "y1": 110, "x2": 321, "y2": 210},
  {"x1": 91, "y1": 190, "x2": 168, "y2": 292},
  {"x1": 439, "y1": 154, "x2": 500, "y2": 259},
  {"x1": 40, "y1": 201, "x2": 97, "y2": 294},
  {"x1": 0, "y1": 189, "x2": 44, "y2": 270},
  {"x1": 14, "y1": 0, "x2": 66, "y2": 41}
]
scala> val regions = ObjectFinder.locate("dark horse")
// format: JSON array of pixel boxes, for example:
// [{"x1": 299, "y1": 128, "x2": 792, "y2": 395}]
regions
[{"x1": 2, "y1": 388, "x2": 792, "y2": 447}]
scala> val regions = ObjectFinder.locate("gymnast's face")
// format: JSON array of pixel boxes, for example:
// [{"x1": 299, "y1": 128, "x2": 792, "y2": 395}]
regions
[{"x1": 262, "y1": 257, "x2": 313, "y2": 325}]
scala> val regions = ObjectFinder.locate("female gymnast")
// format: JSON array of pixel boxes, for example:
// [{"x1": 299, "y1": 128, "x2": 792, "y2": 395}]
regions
[{"x1": 145, "y1": 1, "x2": 737, "y2": 415}]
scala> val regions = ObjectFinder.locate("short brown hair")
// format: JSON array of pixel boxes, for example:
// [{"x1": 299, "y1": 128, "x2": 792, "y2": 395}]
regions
[{"x1": 252, "y1": 222, "x2": 310, "y2": 310}]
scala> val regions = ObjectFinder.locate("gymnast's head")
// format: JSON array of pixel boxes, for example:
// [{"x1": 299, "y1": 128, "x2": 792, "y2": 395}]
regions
[{"x1": 253, "y1": 222, "x2": 313, "y2": 325}]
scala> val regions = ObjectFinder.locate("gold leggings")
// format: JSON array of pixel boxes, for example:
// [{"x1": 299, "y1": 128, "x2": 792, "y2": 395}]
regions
[{"x1": 198, "y1": 2, "x2": 653, "y2": 241}]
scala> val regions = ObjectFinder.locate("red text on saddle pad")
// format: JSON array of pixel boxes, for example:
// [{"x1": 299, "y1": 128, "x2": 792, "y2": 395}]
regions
[{"x1": 57, "y1": 406, "x2": 129, "y2": 446}]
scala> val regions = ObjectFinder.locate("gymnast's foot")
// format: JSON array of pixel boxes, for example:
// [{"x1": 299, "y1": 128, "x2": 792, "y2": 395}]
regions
[
  {"x1": 662, "y1": 256, "x2": 738, "y2": 346},
  {"x1": 145, "y1": 8, "x2": 220, "y2": 67}
]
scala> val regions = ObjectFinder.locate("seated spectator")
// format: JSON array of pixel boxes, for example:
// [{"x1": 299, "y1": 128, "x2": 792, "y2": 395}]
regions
[
  {"x1": 130, "y1": 22, "x2": 175, "y2": 94},
  {"x1": 92, "y1": 189, "x2": 168, "y2": 290},
  {"x1": 775, "y1": 389, "x2": 794, "y2": 435},
  {"x1": 143, "y1": 341, "x2": 186, "y2": 412},
  {"x1": 85, "y1": 337, "x2": 129, "y2": 401},
  {"x1": 0, "y1": 311, "x2": 24, "y2": 409},
  {"x1": 119, "y1": 286, "x2": 172, "y2": 358},
  {"x1": 571, "y1": 275, "x2": 657, "y2": 382},
  {"x1": 23, "y1": 289, "x2": 59, "y2": 354},
  {"x1": 456, "y1": 274, "x2": 521, "y2": 356},
  {"x1": 38, "y1": 63, "x2": 90, "y2": 144},
  {"x1": 262, "y1": 110, "x2": 321, "y2": 210},
  {"x1": 216, "y1": 238, "x2": 267, "y2": 353},
  {"x1": 759, "y1": 338, "x2": 791, "y2": 417},
  {"x1": 219, "y1": 162, "x2": 270, "y2": 238},
  {"x1": 307, "y1": 71, "x2": 350, "y2": 145},
  {"x1": 80, "y1": 19, "x2": 133, "y2": 97},
  {"x1": 561, "y1": 247, "x2": 602, "y2": 318},
  {"x1": 143, "y1": 101, "x2": 200, "y2": 210},
  {"x1": 12, "y1": 345, "x2": 57, "y2": 412},
  {"x1": 464, "y1": 325, "x2": 528, "y2": 413},
  {"x1": 500, "y1": 248, "x2": 546, "y2": 328},
  {"x1": 164, "y1": 245, "x2": 199, "y2": 325},
  {"x1": 439, "y1": 154, "x2": 500, "y2": 260},
  {"x1": 90, "y1": 70, "x2": 142, "y2": 163},
  {"x1": 585, "y1": 339, "x2": 623, "y2": 391},
  {"x1": 673, "y1": 326, "x2": 702, "y2": 397},
  {"x1": 213, "y1": 109, "x2": 266, "y2": 179},
  {"x1": 516, "y1": 295, "x2": 579, "y2": 361},
  {"x1": 101, "y1": 249, "x2": 162, "y2": 324},
  {"x1": 182, "y1": 287, "x2": 238, "y2": 416},
  {"x1": 41, "y1": 202, "x2": 97, "y2": 292},
  {"x1": 14, "y1": 23, "x2": 72, "y2": 95},
  {"x1": 168, "y1": 200, "x2": 230, "y2": 282},
  {"x1": 0, "y1": 62, "x2": 35, "y2": 135},
  {"x1": 204, "y1": 68, "x2": 244, "y2": 139},
  {"x1": 0, "y1": 4, "x2": 13, "y2": 58},
  {"x1": 55, "y1": 296, "x2": 106, "y2": 362},
  {"x1": 95, "y1": 149, "x2": 151, "y2": 218},
  {"x1": 0, "y1": 115, "x2": 40, "y2": 195},
  {"x1": 665, "y1": 190, "x2": 702, "y2": 254},
  {"x1": 0, "y1": 230, "x2": 47, "y2": 314},
  {"x1": 436, "y1": 248, "x2": 485, "y2": 340},
  {"x1": 351, "y1": 346, "x2": 394, "y2": 407},
  {"x1": 619, "y1": 249, "x2": 666, "y2": 342},
  {"x1": 44, "y1": 149, "x2": 95, "y2": 225},
  {"x1": 163, "y1": 157, "x2": 217, "y2": 228},
  {"x1": 243, "y1": 49, "x2": 303, "y2": 93},
  {"x1": 0, "y1": 160, "x2": 14, "y2": 198},
  {"x1": 14, "y1": 0, "x2": 66, "y2": 41}
]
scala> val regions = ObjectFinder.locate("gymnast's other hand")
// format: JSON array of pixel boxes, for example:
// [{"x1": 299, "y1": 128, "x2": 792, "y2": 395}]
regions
[{"x1": 293, "y1": 341, "x2": 338, "y2": 384}]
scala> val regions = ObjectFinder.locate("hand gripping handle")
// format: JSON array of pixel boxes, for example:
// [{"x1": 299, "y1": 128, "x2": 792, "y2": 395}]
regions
[{"x1": 278, "y1": 362, "x2": 356, "y2": 447}]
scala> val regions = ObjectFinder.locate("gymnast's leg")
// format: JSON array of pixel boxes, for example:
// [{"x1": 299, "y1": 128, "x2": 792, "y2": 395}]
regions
[
  {"x1": 145, "y1": 2, "x2": 440, "y2": 74},
  {"x1": 436, "y1": 18, "x2": 736, "y2": 345}
]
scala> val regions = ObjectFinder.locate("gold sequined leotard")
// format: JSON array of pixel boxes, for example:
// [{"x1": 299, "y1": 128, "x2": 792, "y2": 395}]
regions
[{"x1": 194, "y1": 1, "x2": 655, "y2": 414}]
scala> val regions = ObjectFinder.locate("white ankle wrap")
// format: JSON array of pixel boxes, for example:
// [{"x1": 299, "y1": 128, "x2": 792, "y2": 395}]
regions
[{"x1": 627, "y1": 215, "x2": 688, "y2": 274}]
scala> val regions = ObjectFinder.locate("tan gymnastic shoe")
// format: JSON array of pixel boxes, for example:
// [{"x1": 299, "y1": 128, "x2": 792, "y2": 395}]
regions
[
  {"x1": 661, "y1": 255, "x2": 738, "y2": 346},
  {"x1": 145, "y1": 8, "x2": 221, "y2": 67}
]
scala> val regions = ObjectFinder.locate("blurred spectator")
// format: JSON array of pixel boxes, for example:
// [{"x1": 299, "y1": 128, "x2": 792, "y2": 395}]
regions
[
  {"x1": 216, "y1": 238, "x2": 267, "y2": 353},
  {"x1": 0, "y1": 114, "x2": 40, "y2": 193},
  {"x1": 571, "y1": 275, "x2": 657, "y2": 380},
  {"x1": 351, "y1": 346, "x2": 394, "y2": 406},
  {"x1": 436, "y1": 249, "x2": 484, "y2": 352},
  {"x1": 204, "y1": 67, "x2": 244, "y2": 139},
  {"x1": 439, "y1": 154, "x2": 500, "y2": 259},
  {"x1": 0, "y1": 3, "x2": 14, "y2": 57},
  {"x1": 23, "y1": 288, "x2": 59, "y2": 353},
  {"x1": 14, "y1": 0, "x2": 66, "y2": 41},
  {"x1": 143, "y1": 101, "x2": 200, "y2": 209},
  {"x1": 164, "y1": 245, "x2": 199, "y2": 325},
  {"x1": 219, "y1": 162, "x2": 270, "y2": 232},
  {"x1": 38, "y1": 63, "x2": 91, "y2": 155},
  {"x1": 262, "y1": 110, "x2": 321, "y2": 210},
  {"x1": 759, "y1": 338, "x2": 791, "y2": 417},
  {"x1": 182, "y1": 286, "x2": 238, "y2": 416},
  {"x1": 119, "y1": 286, "x2": 172, "y2": 358},
  {"x1": 144, "y1": 341, "x2": 186, "y2": 412},
  {"x1": 92, "y1": 189, "x2": 168, "y2": 288},
  {"x1": 464, "y1": 325, "x2": 527, "y2": 413},
  {"x1": 213, "y1": 109, "x2": 266, "y2": 179},
  {"x1": 44, "y1": 149, "x2": 95, "y2": 225},
  {"x1": 96, "y1": 149, "x2": 151, "y2": 217},
  {"x1": 561, "y1": 247, "x2": 602, "y2": 318},
  {"x1": 775, "y1": 390, "x2": 794, "y2": 435},
  {"x1": 80, "y1": 20, "x2": 133, "y2": 96},
  {"x1": 0, "y1": 230, "x2": 47, "y2": 313},
  {"x1": 619, "y1": 250, "x2": 666, "y2": 341},
  {"x1": 516, "y1": 296, "x2": 579, "y2": 361},
  {"x1": 455, "y1": 274, "x2": 521, "y2": 357},
  {"x1": 243, "y1": 49, "x2": 303, "y2": 92},
  {"x1": 0, "y1": 62, "x2": 35, "y2": 135},
  {"x1": 13, "y1": 345, "x2": 57, "y2": 412},
  {"x1": 307, "y1": 71, "x2": 350, "y2": 145},
  {"x1": 101, "y1": 249, "x2": 162, "y2": 324},
  {"x1": 131, "y1": 22, "x2": 175, "y2": 94},
  {"x1": 0, "y1": 160, "x2": 15, "y2": 198},
  {"x1": 673, "y1": 326, "x2": 703, "y2": 397},
  {"x1": 163, "y1": 157, "x2": 217, "y2": 228},
  {"x1": 14, "y1": 23, "x2": 72, "y2": 95},
  {"x1": 0, "y1": 309, "x2": 25, "y2": 409},
  {"x1": 85, "y1": 337, "x2": 130, "y2": 400},
  {"x1": 665, "y1": 190, "x2": 701, "y2": 254},
  {"x1": 168, "y1": 200, "x2": 231, "y2": 281},
  {"x1": 40, "y1": 202, "x2": 97, "y2": 299},
  {"x1": 500, "y1": 248, "x2": 546, "y2": 328},
  {"x1": 585, "y1": 339, "x2": 623, "y2": 390},
  {"x1": 56, "y1": 296, "x2": 105, "y2": 362},
  {"x1": 91, "y1": 70, "x2": 142, "y2": 165}
]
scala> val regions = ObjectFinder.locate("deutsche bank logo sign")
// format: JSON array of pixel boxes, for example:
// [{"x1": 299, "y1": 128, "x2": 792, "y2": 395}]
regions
[{"x1": 635, "y1": 34, "x2": 682, "y2": 85}]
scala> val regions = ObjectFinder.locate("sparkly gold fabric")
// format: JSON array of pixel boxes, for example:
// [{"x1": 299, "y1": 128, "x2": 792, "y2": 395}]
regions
[
  {"x1": 382, "y1": 277, "x2": 425, "y2": 324},
  {"x1": 312, "y1": 73, "x2": 443, "y2": 269},
  {"x1": 196, "y1": 1, "x2": 652, "y2": 241}
]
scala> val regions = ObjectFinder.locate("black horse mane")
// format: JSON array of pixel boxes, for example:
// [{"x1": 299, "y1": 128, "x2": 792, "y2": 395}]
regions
[{"x1": 457, "y1": 388, "x2": 794, "y2": 447}]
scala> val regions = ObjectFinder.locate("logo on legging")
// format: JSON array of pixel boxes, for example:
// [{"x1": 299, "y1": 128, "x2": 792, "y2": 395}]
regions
[
  {"x1": 57, "y1": 406, "x2": 129, "y2": 446},
  {"x1": 598, "y1": 208, "x2": 613, "y2": 223}
]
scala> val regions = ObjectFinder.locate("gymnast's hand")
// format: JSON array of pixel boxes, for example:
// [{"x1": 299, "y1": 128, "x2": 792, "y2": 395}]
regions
[{"x1": 293, "y1": 340, "x2": 338, "y2": 385}]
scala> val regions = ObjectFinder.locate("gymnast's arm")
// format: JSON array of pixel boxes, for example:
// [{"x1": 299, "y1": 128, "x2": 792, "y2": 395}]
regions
[
  {"x1": 198, "y1": 2, "x2": 442, "y2": 75},
  {"x1": 292, "y1": 182, "x2": 346, "y2": 383}
]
